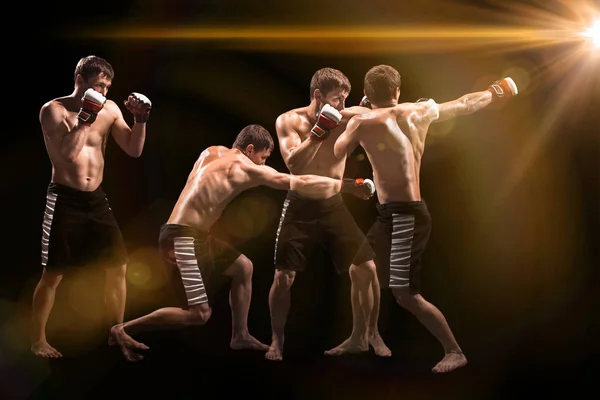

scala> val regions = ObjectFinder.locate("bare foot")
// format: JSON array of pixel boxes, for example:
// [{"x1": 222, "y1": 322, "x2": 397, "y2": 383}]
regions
[
  {"x1": 31, "y1": 341, "x2": 63, "y2": 358},
  {"x1": 369, "y1": 333, "x2": 392, "y2": 357},
  {"x1": 324, "y1": 338, "x2": 368, "y2": 356},
  {"x1": 230, "y1": 334, "x2": 270, "y2": 351},
  {"x1": 265, "y1": 341, "x2": 283, "y2": 361},
  {"x1": 109, "y1": 324, "x2": 149, "y2": 362},
  {"x1": 432, "y1": 351, "x2": 468, "y2": 373}
]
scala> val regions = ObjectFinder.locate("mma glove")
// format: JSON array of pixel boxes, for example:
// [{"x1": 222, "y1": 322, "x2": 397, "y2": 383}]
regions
[
  {"x1": 359, "y1": 95, "x2": 372, "y2": 109},
  {"x1": 342, "y1": 178, "x2": 376, "y2": 200},
  {"x1": 77, "y1": 88, "x2": 106, "y2": 126},
  {"x1": 124, "y1": 92, "x2": 152, "y2": 123},
  {"x1": 311, "y1": 104, "x2": 342, "y2": 140},
  {"x1": 487, "y1": 77, "x2": 518, "y2": 100}
]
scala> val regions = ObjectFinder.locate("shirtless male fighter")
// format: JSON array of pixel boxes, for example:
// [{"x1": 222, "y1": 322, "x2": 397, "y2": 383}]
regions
[
  {"x1": 109, "y1": 124, "x2": 346, "y2": 362},
  {"x1": 32, "y1": 55, "x2": 151, "y2": 358},
  {"x1": 266, "y1": 67, "x2": 391, "y2": 361},
  {"x1": 334, "y1": 64, "x2": 518, "y2": 373}
]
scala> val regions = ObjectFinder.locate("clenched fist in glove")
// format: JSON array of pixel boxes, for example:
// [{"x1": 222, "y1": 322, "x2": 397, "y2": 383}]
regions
[
  {"x1": 124, "y1": 92, "x2": 152, "y2": 123},
  {"x1": 487, "y1": 77, "x2": 518, "y2": 100},
  {"x1": 311, "y1": 104, "x2": 342, "y2": 140},
  {"x1": 359, "y1": 95, "x2": 372, "y2": 109},
  {"x1": 342, "y1": 178, "x2": 376, "y2": 200},
  {"x1": 77, "y1": 88, "x2": 106, "y2": 126}
]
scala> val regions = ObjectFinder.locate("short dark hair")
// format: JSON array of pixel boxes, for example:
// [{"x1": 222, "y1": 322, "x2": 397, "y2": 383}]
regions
[
  {"x1": 232, "y1": 124, "x2": 274, "y2": 152},
  {"x1": 74, "y1": 55, "x2": 114, "y2": 83},
  {"x1": 364, "y1": 65, "x2": 402, "y2": 105},
  {"x1": 309, "y1": 68, "x2": 351, "y2": 100}
]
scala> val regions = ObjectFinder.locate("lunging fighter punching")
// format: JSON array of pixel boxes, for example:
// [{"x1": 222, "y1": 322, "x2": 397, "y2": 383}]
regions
[{"x1": 109, "y1": 125, "x2": 345, "y2": 362}]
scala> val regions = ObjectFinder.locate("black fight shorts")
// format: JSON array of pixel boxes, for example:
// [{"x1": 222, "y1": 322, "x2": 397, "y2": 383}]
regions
[
  {"x1": 273, "y1": 191, "x2": 375, "y2": 274},
  {"x1": 366, "y1": 201, "x2": 432, "y2": 294},
  {"x1": 40, "y1": 182, "x2": 128, "y2": 272}
]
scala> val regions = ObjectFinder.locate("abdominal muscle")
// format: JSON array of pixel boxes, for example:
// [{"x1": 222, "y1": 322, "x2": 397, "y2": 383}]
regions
[{"x1": 50, "y1": 145, "x2": 105, "y2": 192}]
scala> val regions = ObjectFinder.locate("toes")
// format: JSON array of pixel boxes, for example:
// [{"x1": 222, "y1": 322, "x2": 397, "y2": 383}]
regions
[
  {"x1": 132, "y1": 341, "x2": 149, "y2": 351},
  {"x1": 122, "y1": 347, "x2": 142, "y2": 362}
]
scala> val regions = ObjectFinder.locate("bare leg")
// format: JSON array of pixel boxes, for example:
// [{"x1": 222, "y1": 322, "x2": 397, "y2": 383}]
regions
[
  {"x1": 30, "y1": 268, "x2": 64, "y2": 358},
  {"x1": 224, "y1": 255, "x2": 269, "y2": 351},
  {"x1": 325, "y1": 261, "x2": 374, "y2": 356},
  {"x1": 265, "y1": 269, "x2": 295, "y2": 361},
  {"x1": 109, "y1": 304, "x2": 211, "y2": 362},
  {"x1": 393, "y1": 288, "x2": 467, "y2": 373},
  {"x1": 368, "y1": 273, "x2": 391, "y2": 357}
]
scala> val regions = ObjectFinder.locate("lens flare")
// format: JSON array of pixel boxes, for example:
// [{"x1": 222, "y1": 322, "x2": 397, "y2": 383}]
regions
[{"x1": 583, "y1": 20, "x2": 600, "y2": 47}]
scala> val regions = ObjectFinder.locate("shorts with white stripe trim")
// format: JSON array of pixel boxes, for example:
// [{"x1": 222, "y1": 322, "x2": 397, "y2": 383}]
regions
[
  {"x1": 159, "y1": 224, "x2": 241, "y2": 307},
  {"x1": 366, "y1": 201, "x2": 432, "y2": 294},
  {"x1": 40, "y1": 182, "x2": 128, "y2": 272},
  {"x1": 273, "y1": 191, "x2": 375, "y2": 274}
]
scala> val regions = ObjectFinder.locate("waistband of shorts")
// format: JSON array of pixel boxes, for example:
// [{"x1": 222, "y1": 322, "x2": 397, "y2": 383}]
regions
[
  {"x1": 285, "y1": 190, "x2": 344, "y2": 207},
  {"x1": 376, "y1": 200, "x2": 428, "y2": 217},
  {"x1": 159, "y1": 224, "x2": 209, "y2": 241},
  {"x1": 47, "y1": 182, "x2": 106, "y2": 202}
]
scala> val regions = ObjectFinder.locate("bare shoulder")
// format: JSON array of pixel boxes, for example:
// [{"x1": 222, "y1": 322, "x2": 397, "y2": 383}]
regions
[
  {"x1": 39, "y1": 98, "x2": 67, "y2": 123},
  {"x1": 201, "y1": 145, "x2": 231, "y2": 158},
  {"x1": 275, "y1": 108, "x2": 306, "y2": 135},
  {"x1": 276, "y1": 108, "x2": 304, "y2": 129},
  {"x1": 228, "y1": 152, "x2": 254, "y2": 174},
  {"x1": 394, "y1": 100, "x2": 439, "y2": 123},
  {"x1": 41, "y1": 98, "x2": 66, "y2": 113},
  {"x1": 103, "y1": 99, "x2": 120, "y2": 112}
]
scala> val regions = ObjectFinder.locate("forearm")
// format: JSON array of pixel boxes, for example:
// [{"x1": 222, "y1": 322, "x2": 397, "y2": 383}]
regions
[
  {"x1": 286, "y1": 136, "x2": 323, "y2": 170},
  {"x1": 290, "y1": 174, "x2": 342, "y2": 195},
  {"x1": 126, "y1": 123, "x2": 147, "y2": 157},
  {"x1": 60, "y1": 124, "x2": 91, "y2": 161},
  {"x1": 460, "y1": 90, "x2": 493, "y2": 115},
  {"x1": 438, "y1": 90, "x2": 493, "y2": 122}
]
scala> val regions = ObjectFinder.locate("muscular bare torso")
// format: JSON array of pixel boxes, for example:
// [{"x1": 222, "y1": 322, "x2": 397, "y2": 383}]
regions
[
  {"x1": 280, "y1": 106, "x2": 364, "y2": 199},
  {"x1": 42, "y1": 96, "x2": 120, "y2": 192},
  {"x1": 167, "y1": 147, "x2": 257, "y2": 231},
  {"x1": 356, "y1": 105, "x2": 430, "y2": 204}
]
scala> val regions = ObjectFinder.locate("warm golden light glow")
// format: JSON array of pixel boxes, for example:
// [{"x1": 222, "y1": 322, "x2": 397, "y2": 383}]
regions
[
  {"x1": 79, "y1": 25, "x2": 583, "y2": 55},
  {"x1": 582, "y1": 20, "x2": 600, "y2": 47}
]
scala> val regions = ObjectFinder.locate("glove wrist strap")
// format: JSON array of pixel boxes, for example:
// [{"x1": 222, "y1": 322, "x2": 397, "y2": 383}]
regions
[{"x1": 341, "y1": 178, "x2": 356, "y2": 192}]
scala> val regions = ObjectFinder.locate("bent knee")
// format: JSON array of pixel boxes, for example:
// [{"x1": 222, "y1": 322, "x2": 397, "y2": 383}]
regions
[
  {"x1": 40, "y1": 269, "x2": 63, "y2": 288},
  {"x1": 274, "y1": 269, "x2": 296, "y2": 290},
  {"x1": 188, "y1": 304, "x2": 212, "y2": 325},
  {"x1": 105, "y1": 264, "x2": 127, "y2": 281},
  {"x1": 350, "y1": 261, "x2": 376, "y2": 283},
  {"x1": 229, "y1": 255, "x2": 253, "y2": 281}
]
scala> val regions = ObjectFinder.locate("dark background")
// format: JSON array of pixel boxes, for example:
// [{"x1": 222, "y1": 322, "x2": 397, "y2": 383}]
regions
[{"x1": 1, "y1": 0, "x2": 598, "y2": 398}]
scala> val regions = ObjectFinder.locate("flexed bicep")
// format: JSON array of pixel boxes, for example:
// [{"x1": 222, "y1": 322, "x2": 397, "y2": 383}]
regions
[
  {"x1": 109, "y1": 99, "x2": 147, "y2": 158},
  {"x1": 40, "y1": 102, "x2": 69, "y2": 141},
  {"x1": 40, "y1": 101, "x2": 92, "y2": 162},
  {"x1": 275, "y1": 113, "x2": 322, "y2": 171},
  {"x1": 278, "y1": 133, "x2": 302, "y2": 166}
]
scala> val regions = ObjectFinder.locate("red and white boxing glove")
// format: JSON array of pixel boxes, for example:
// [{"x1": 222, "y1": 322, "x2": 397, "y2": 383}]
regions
[
  {"x1": 124, "y1": 92, "x2": 152, "y2": 123},
  {"x1": 342, "y1": 178, "x2": 376, "y2": 200},
  {"x1": 487, "y1": 77, "x2": 518, "y2": 100},
  {"x1": 77, "y1": 88, "x2": 106, "y2": 126},
  {"x1": 311, "y1": 104, "x2": 342, "y2": 140}
]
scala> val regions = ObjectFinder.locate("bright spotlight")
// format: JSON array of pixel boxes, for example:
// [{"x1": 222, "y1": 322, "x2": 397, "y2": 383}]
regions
[{"x1": 583, "y1": 20, "x2": 600, "y2": 47}]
